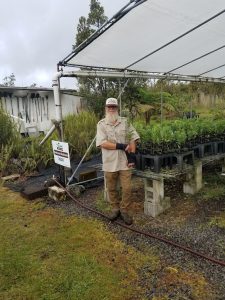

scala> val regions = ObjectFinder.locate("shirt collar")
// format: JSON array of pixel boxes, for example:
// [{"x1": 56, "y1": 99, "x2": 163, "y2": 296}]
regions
[{"x1": 105, "y1": 116, "x2": 122, "y2": 126}]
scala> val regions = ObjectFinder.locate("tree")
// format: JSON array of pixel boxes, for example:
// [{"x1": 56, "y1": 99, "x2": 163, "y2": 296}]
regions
[
  {"x1": 74, "y1": 1, "x2": 147, "y2": 117},
  {"x1": 87, "y1": 0, "x2": 108, "y2": 29},
  {"x1": 75, "y1": 16, "x2": 94, "y2": 47},
  {"x1": 1, "y1": 73, "x2": 16, "y2": 86},
  {"x1": 74, "y1": 0, "x2": 109, "y2": 116},
  {"x1": 74, "y1": 0, "x2": 107, "y2": 48}
]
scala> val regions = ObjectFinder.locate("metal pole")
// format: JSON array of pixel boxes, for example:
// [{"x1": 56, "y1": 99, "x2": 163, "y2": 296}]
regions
[
  {"x1": 52, "y1": 72, "x2": 63, "y2": 140},
  {"x1": 119, "y1": 79, "x2": 122, "y2": 115},
  {"x1": 52, "y1": 70, "x2": 65, "y2": 184},
  {"x1": 117, "y1": 79, "x2": 130, "y2": 117},
  {"x1": 69, "y1": 176, "x2": 104, "y2": 186},
  {"x1": 160, "y1": 81, "x2": 163, "y2": 124},
  {"x1": 66, "y1": 136, "x2": 97, "y2": 186},
  {"x1": 60, "y1": 69, "x2": 225, "y2": 84}
]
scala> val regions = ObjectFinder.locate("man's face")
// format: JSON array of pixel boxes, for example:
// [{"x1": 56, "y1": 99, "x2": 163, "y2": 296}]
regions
[{"x1": 105, "y1": 105, "x2": 119, "y2": 123}]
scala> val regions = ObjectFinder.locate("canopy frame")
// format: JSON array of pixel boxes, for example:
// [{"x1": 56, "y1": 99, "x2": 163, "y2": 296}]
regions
[
  {"x1": 59, "y1": 0, "x2": 225, "y2": 82},
  {"x1": 60, "y1": 0, "x2": 146, "y2": 68}
]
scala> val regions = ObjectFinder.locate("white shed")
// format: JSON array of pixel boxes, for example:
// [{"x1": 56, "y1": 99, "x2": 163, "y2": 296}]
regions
[{"x1": 0, "y1": 86, "x2": 82, "y2": 135}]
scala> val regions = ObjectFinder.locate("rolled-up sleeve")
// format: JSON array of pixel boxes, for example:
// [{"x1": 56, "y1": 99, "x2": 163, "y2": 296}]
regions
[
  {"x1": 129, "y1": 124, "x2": 140, "y2": 142},
  {"x1": 96, "y1": 122, "x2": 108, "y2": 147}
]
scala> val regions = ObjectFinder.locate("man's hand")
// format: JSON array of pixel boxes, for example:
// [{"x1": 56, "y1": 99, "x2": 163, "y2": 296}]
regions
[
  {"x1": 125, "y1": 144, "x2": 132, "y2": 153},
  {"x1": 126, "y1": 152, "x2": 136, "y2": 168}
]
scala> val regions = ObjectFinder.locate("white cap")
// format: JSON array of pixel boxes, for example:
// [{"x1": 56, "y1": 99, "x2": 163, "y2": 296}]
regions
[{"x1": 105, "y1": 98, "x2": 118, "y2": 106}]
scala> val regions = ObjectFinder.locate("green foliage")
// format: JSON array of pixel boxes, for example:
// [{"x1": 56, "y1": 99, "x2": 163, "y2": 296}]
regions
[
  {"x1": 138, "y1": 88, "x2": 185, "y2": 118},
  {"x1": 0, "y1": 108, "x2": 99, "y2": 174},
  {"x1": 0, "y1": 108, "x2": 22, "y2": 175},
  {"x1": 64, "y1": 111, "x2": 98, "y2": 157},
  {"x1": 0, "y1": 127, "x2": 55, "y2": 175},
  {"x1": 87, "y1": 0, "x2": 108, "y2": 29},
  {"x1": 18, "y1": 135, "x2": 55, "y2": 173},
  {"x1": 79, "y1": 78, "x2": 119, "y2": 117},
  {"x1": 75, "y1": 16, "x2": 94, "y2": 47},
  {"x1": 0, "y1": 144, "x2": 14, "y2": 175},
  {"x1": 139, "y1": 89, "x2": 171, "y2": 105},
  {"x1": 0, "y1": 107, "x2": 19, "y2": 148},
  {"x1": 134, "y1": 117, "x2": 225, "y2": 154},
  {"x1": 75, "y1": 0, "x2": 107, "y2": 48}
]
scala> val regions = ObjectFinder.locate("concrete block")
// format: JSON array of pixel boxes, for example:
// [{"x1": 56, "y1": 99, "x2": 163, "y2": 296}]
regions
[
  {"x1": 144, "y1": 177, "x2": 170, "y2": 217},
  {"x1": 48, "y1": 185, "x2": 66, "y2": 201},
  {"x1": 183, "y1": 161, "x2": 202, "y2": 194},
  {"x1": 144, "y1": 178, "x2": 164, "y2": 204},
  {"x1": 183, "y1": 181, "x2": 197, "y2": 194},
  {"x1": 1, "y1": 174, "x2": 20, "y2": 185},
  {"x1": 67, "y1": 184, "x2": 85, "y2": 197},
  {"x1": 144, "y1": 197, "x2": 170, "y2": 217}
]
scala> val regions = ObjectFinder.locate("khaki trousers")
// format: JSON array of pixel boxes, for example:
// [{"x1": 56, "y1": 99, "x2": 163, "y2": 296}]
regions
[{"x1": 105, "y1": 170, "x2": 132, "y2": 213}]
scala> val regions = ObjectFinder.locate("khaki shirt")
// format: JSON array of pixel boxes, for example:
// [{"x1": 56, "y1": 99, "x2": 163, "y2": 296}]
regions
[{"x1": 96, "y1": 117, "x2": 140, "y2": 172}]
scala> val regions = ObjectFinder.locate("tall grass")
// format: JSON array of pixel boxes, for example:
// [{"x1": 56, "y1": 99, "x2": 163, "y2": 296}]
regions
[
  {"x1": 0, "y1": 109, "x2": 99, "y2": 175},
  {"x1": 0, "y1": 107, "x2": 56, "y2": 175},
  {"x1": 64, "y1": 111, "x2": 98, "y2": 158},
  {"x1": 0, "y1": 108, "x2": 21, "y2": 175},
  {"x1": 18, "y1": 135, "x2": 56, "y2": 173},
  {"x1": 0, "y1": 107, "x2": 19, "y2": 148}
]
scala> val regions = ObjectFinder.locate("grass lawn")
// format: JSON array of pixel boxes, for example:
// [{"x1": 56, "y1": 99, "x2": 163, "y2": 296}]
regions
[{"x1": 0, "y1": 187, "x2": 158, "y2": 300}]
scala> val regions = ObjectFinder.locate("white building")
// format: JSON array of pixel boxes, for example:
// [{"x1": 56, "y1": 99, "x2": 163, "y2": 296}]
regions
[{"x1": 0, "y1": 86, "x2": 82, "y2": 135}]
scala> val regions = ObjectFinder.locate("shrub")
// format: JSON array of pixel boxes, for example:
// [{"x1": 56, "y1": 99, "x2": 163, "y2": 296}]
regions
[
  {"x1": 0, "y1": 107, "x2": 19, "y2": 148},
  {"x1": 18, "y1": 134, "x2": 56, "y2": 174},
  {"x1": 64, "y1": 111, "x2": 98, "y2": 158},
  {"x1": 134, "y1": 117, "x2": 225, "y2": 154}
]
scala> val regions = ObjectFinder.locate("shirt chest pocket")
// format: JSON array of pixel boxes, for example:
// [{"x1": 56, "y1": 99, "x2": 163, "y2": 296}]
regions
[
  {"x1": 106, "y1": 127, "x2": 116, "y2": 142},
  {"x1": 115, "y1": 128, "x2": 126, "y2": 143}
]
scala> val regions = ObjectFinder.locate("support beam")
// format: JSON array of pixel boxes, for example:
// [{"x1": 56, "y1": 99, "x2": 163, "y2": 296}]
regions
[
  {"x1": 60, "y1": 69, "x2": 225, "y2": 84},
  {"x1": 52, "y1": 71, "x2": 64, "y2": 140}
]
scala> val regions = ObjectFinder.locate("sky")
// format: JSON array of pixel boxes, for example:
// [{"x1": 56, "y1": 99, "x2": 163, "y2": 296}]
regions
[{"x1": 0, "y1": 0, "x2": 128, "y2": 88}]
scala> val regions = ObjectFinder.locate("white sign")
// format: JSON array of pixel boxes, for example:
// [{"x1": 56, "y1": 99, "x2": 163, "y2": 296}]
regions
[{"x1": 52, "y1": 140, "x2": 71, "y2": 168}]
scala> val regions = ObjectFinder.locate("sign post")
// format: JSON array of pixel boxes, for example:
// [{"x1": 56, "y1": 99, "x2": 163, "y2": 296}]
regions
[{"x1": 52, "y1": 140, "x2": 71, "y2": 168}]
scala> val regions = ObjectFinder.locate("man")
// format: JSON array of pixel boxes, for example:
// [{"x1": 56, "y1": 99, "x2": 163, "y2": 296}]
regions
[{"x1": 96, "y1": 97, "x2": 140, "y2": 225}]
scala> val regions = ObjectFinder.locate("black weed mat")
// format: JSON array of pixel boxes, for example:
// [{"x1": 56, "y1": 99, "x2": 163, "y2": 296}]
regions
[{"x1": 4, "y1": 154, "x2": 103, "y2": 193}]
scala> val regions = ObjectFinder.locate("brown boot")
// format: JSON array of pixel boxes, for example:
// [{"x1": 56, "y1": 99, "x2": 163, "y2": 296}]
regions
[
  {"x1": 108, "y1": 209, "x2": 120, "y2": 221},
  {"x1": 121, "y1": 212, "x2": 133, "y2": 225}
]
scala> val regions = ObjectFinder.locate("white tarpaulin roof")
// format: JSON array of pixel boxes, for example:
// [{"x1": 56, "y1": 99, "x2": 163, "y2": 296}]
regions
[{"x1": 61, "y1": 0, "x2": 225, "y2": 82}]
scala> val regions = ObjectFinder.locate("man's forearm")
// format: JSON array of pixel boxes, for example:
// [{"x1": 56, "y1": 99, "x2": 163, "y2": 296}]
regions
[
  {"x1": 101, "y1": 140, "x2": 137, "y2": 151},
  {"x1": 101, "y1": 141, "x2": 128, "y2": 150},
  {"x1": 100, "y1": 141, "x2": 117, "y2": 150},
  {"x1": 129, "y1": 141, "x2": 136, "y2": 153}
]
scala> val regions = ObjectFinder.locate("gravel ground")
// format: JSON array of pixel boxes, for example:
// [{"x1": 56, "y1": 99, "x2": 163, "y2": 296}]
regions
[{"x1": 44, "y1": 170, "x2": 225, "y2": 300}]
